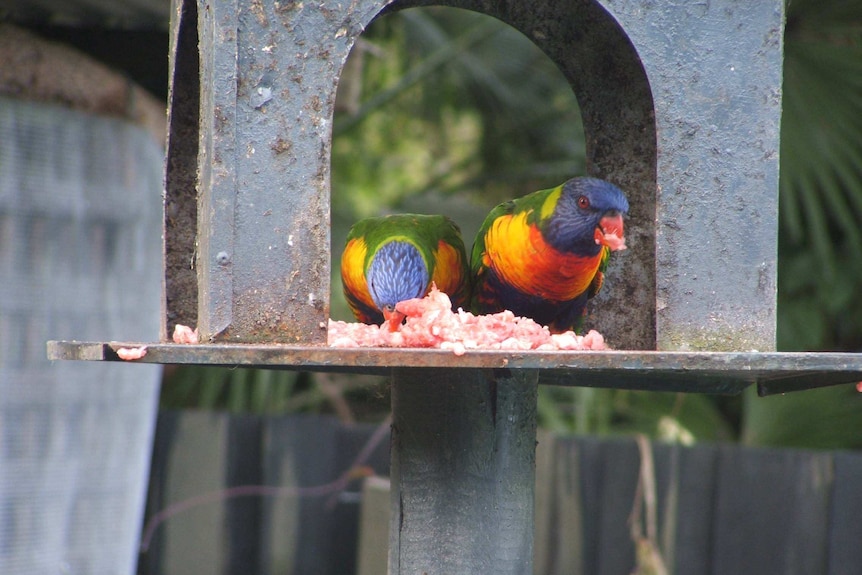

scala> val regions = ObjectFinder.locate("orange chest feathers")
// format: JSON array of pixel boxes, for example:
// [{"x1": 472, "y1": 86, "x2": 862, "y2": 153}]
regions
[{"x1": 483, "y1": 211, "x2": 604, "y2": 302}]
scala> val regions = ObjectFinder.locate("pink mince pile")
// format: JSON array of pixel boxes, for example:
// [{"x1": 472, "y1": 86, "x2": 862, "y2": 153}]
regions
[{"x1": 328, "y1": 287, "x2": 609, "y2": 355}]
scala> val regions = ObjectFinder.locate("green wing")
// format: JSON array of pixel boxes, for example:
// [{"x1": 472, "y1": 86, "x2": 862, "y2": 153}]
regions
[{"x1": 469, "y1": 185, "x2": 559, "y2": 278}]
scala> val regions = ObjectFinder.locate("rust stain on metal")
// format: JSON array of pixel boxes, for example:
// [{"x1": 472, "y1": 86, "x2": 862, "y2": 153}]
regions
[
  {"x1": 275, "y1": 1, "x2": 303, "y2": 15},
  {"x1": 250, "y1": 0, "x2": 269, "y2": 26},
  {"x1": 270, "y1": 136, "x2": 291, "y2": 155},
  {"x1": 308, "y1": 95, "x2": 322, "y2": 112}
]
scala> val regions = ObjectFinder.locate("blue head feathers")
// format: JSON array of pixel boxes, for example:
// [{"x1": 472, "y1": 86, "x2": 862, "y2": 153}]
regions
[{"x1": 545, "y1": 177, "x2": 629, "y2": 254}]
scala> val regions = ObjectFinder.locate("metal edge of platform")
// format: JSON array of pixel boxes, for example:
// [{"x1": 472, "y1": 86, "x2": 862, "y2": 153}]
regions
[{"x1": 45, "y1": 340, "x2": 862, "y2": 395}]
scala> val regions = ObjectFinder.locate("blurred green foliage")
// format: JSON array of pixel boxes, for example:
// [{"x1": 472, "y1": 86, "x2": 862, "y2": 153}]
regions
[
  {"x1": 754, "y1": 0, "x2": 862, "y2": 450},
  {"x1": 160, "y1": 366, "x2": 307, "y2": 413},
  {"x1": 162, "y1": 1, "x2": 862, "y2": 448},
  {"x1": 777, "y1": 0, "x2": 862, "y2": 352}
]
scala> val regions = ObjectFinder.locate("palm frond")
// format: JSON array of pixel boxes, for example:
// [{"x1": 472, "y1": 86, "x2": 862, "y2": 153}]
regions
[{"x1": 777, "y1": 0, "x2": 862, "y2": 351}]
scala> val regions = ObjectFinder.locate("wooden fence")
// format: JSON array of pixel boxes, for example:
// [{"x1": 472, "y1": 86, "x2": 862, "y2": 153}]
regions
[{"x1": 138, "y1": 411, "x2": 862, "y2": 575}]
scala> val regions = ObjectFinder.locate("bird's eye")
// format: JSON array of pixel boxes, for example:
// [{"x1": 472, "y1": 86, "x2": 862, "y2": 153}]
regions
[{"x1": 577, "y1": 195, "x2": 590, "y2": 209}]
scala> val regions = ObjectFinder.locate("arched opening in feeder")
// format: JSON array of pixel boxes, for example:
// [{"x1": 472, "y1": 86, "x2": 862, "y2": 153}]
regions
[
  {"x1": 331, "y1": 1, "x2": 657, "y2": 350},
  {"x1": 329, "y1": 8, "x2": 588, "y2": 315},
  {"x1": 160, "y1": 0, "x2": 656, "y2": 350}
]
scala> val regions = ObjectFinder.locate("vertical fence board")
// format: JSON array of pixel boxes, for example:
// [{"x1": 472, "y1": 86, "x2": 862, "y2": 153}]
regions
[
  {"x1": 574, "y1": 437, "x2": 607, "y2": 574},
  {"x1": 827, "y1": 451, "x2": 862, "y2": 575},
  {"x1": 139, "y1": 411, "x2": 180, "y2": 574},
  {"x1": 786, "y1": 452, "x2": 833, "y2": 575},
  {"x1": 712, "y1": 446, "x2": 833, "y2": 575},
  {"x1": 260, "y1": 414, "x2": 340, "y2": 575},
  {"x1": 533, "y1": 430, "x2": 558, "y2": 575},
  {"x1": 357, "y1": 476, "x2": 391, "y2": 575},
  {"x1": 555, "y1": 438, "x2": 586, "y2": 575},
  {"x1": 225, "y1": 415, "x2": 263, "y2": 575},
  {"x1": 661, "y1": 443, "x2": 719, "y2": 574},
  {"x1": 534, "y1": 433, "x2": 587, "y2": 575},
  {"x1": 144, "y1": 411, "x2": 231, "y2": 575},
  {"x1": 596, "y1": 439, "x2": 640, "y2": 575},
  {"x1": 335, "y1": 423, "x2": 392, "y2": 475},
  {"x1": 328, "y1": 423, "x2": 392, "y2": 575}
]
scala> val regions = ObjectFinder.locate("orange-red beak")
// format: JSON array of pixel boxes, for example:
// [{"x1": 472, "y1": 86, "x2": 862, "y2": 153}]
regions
[
  {"x1": 382, "y1": 307, "x2": 406, "y2": 332},
  {"x1": 594, "y1": 212, "x2": 626, "y2": 248},
  {"x1": 600, "y1": 212, "x2": 625, "y2": 238}
]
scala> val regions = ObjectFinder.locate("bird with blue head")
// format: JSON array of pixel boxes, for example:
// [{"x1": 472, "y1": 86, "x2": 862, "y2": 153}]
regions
[
  {"x1": 470, "y1": 177, "x2": 629, "y2": 333},
  {"x1": 340, "y1": 214, "x2": 471, "y2": 331}
]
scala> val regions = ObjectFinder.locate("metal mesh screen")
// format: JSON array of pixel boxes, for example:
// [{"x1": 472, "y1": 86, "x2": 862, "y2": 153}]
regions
[{"x1": 0, "y1": 97, "x2": 163, "y2": 574}]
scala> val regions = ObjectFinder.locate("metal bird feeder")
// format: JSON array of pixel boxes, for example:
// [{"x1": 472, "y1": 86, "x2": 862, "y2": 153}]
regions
[{"x1": 48, "y1": 0, "x2": 862, "y2": 573}]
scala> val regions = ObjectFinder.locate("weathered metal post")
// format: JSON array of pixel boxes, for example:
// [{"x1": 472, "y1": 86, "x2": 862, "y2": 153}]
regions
[{"x1": 390, "y1": 369, "x2": 538, "y2": 573}]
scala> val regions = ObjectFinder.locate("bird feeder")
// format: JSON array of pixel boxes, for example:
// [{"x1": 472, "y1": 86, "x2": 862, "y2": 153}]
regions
[{"x1": 49, "y1": 0, "x2": 862, "y2": 573}]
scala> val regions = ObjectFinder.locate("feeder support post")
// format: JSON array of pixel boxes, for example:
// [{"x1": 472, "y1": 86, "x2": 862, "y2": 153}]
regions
[{"x1": 390, "y1": 368, "x2": 539, "y2": 575}]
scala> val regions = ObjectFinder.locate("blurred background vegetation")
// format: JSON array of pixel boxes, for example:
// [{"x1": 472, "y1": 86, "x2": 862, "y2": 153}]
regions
[{"x1": 162, "y1": 0, "x2": 862, "y2": 450}]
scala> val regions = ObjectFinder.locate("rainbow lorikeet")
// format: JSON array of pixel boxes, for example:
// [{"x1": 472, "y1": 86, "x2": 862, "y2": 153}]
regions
[
  {"x1": 341, "y1": 214, "x2": 471, "y2": 330},
  {"x1": 470, "y1": 177, "x2": 629, "y2": 333}
]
